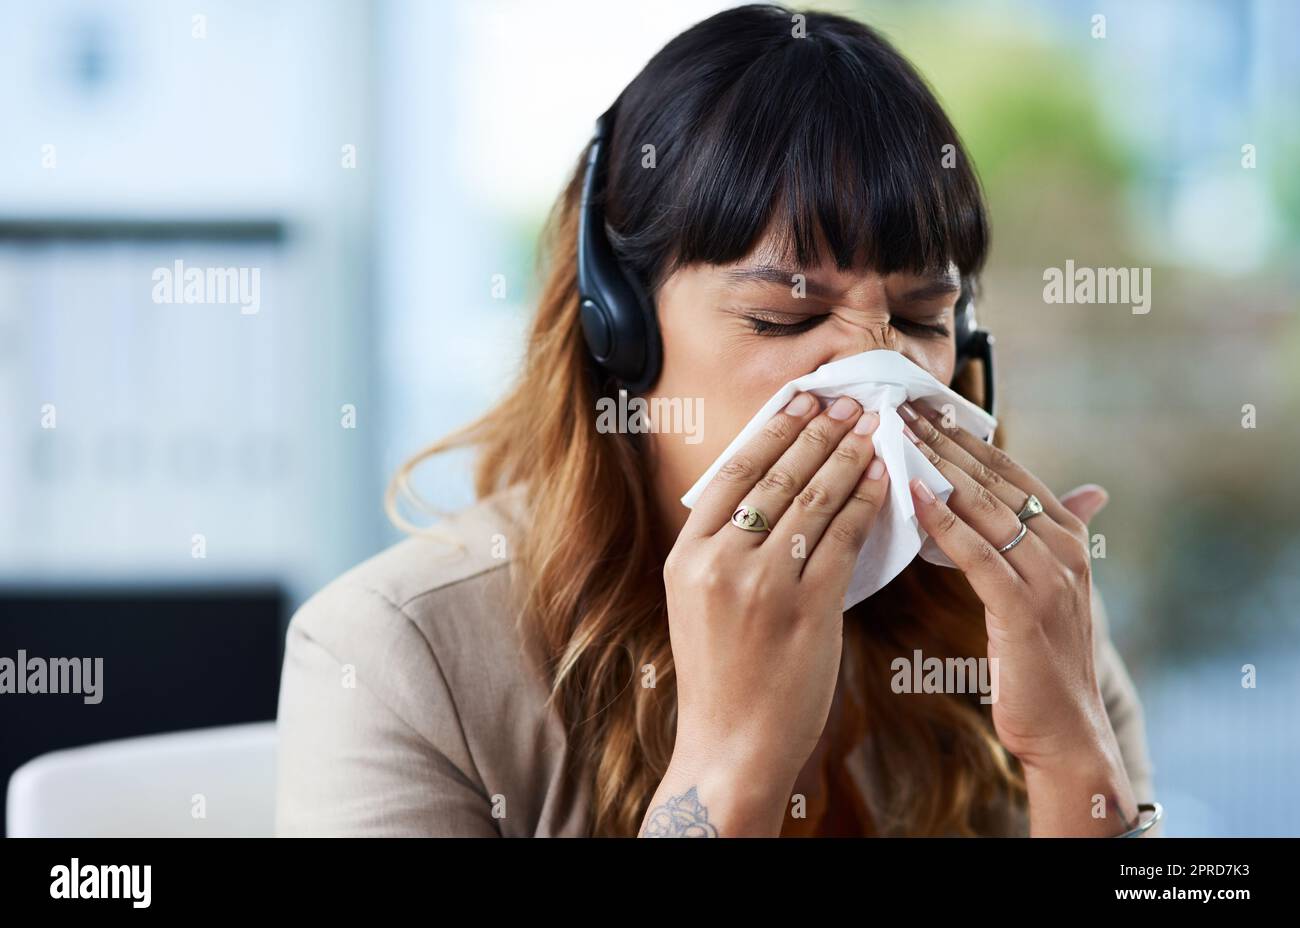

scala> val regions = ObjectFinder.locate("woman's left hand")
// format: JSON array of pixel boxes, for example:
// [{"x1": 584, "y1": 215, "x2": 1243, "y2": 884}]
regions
[{"x1": 899, "y1": 400, "x2": 1140, "y2": 836}]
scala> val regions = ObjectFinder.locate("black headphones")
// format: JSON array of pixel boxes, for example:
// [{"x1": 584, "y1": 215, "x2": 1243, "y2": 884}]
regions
[{"x1": 578, "y1": 104, "x2": 997, "y2": 415}]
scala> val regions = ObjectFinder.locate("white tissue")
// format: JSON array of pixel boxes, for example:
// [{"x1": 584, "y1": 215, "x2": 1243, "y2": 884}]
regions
[{"x1": 680, "y1": 349, "x2": 997, "y2": 610}]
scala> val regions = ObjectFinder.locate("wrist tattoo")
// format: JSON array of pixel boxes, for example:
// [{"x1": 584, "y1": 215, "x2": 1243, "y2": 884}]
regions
[{"x1": 641, "y1": 786, "x2": 720, "y2": 837}]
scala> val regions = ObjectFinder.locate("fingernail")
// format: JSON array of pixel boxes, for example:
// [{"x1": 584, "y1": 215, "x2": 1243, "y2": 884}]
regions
[
  {"x1": 903, "y1": 424, "x2": 920, "y2": 443},
  {"x1": 1079, "y1": 482, "x2": 1108, "y2": 503},
  {"x1": 828, "y1": 396, "x2": 858, "y2": 420},
  {"x1": 853, "y1": 410, "x2": 879, "y2": 435},
  {"x1": 784, "y1": 392, "x2": 814, "y2": 416},
  {"x1": 899, "y1": 403, "x2": 918, "y2": 420},
  {"x1": 911, "y1": 478, "x2": 935, "y2": 504},
  {"x1": 866, "y1": 458, "x2": 885, "y2": 480}
]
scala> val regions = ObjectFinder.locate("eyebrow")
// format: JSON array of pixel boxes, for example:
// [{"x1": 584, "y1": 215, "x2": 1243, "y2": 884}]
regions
[
  {"x1": 896, "y1": 274, "x2": 962, "y2": 304},
  {"x1": 722, "y1": 263, "x2": 961, "y2": 305},
  {"x1": 722, "y1": 264, "x2": 843, "y2": 300}
]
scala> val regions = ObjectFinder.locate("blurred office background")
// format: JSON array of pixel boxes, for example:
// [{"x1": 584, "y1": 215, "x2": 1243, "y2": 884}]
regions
[{"x1": 0, "y1": 0, "x2": 1295, "y2": 835}]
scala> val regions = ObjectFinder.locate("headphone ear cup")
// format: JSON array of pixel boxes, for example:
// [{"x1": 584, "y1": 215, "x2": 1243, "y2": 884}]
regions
[
  {"x1": 618, "y1": 272, "x2": 661, "y2": 394},
  {"x1": 966, "y1": 330, "x2": 995, "y2": 416},
  {"x1": 582, "y1": 274, "x2": 653, "y2": 389},
  {"x1": 580, "y1": 298, "x2": 614, "y2": 363},
  {"x1": 953, "y1": 283, "x2": 975, "y2": 362},
  {"x1": 950, "y1": 283, "x2": 994, "y2": 415}
]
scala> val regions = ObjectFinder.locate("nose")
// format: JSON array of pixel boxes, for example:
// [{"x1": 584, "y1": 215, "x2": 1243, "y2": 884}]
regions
[
  {"x1": 826, "y1": 320, "x2": 901, "y2": 363},
  {"x1": 825, "y1": 319, "x2": 942, "y2": 373}
]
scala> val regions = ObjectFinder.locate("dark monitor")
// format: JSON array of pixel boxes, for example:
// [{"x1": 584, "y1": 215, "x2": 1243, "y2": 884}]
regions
[{"x1": 0, "y1": 586, "x2": 285, "y2": 837}]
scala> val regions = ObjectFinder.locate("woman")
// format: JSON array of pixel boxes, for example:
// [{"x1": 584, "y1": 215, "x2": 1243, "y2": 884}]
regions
[{"x1": 275, "y1": 3, "x2": 1157, "y2": 837}]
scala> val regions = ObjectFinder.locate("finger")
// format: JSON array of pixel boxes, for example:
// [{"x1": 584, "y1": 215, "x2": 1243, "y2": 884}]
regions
[
  {"x1": 901, "y1": 421, "x2": 1050, "y2": 579},
  {"x1": 721, "y1": 396, "x2": 868, "y2": 549},
  {"x1": 900, "y1": 403, "x2": 1024, "y2": 508},
  {"x1": 901, "y1": 402, "x2": 1084, "y2": 564},
  {"x1": 683, "y1": 390, "x2": 822, "y2": 538},
  {"x1": 908, "y1": 478, "x2": 1022, "y2": 615},
  {"x1": 801, "y1": 443, "x2": 890, "y2": 587},
  {"x1": 1059, "y1": 484, "x2": 1109, "y2": 525},
  {"x1": 908, "y1": 400, "x2": 1087, "y2": 540},
  {"x1": 766, "y1": 410, "x2": 883, "y2": 577}
]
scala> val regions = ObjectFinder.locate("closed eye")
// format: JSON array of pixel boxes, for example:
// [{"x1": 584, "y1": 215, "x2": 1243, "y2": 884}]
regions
[
  {"x1": 745, "y1": 315, "x2": 826, "y2": 336},
  {"x1": 744, "y1": 314, "x2": 949, "y2": 338},
  {"x1": 891, "y1": 317, "x2": 950, "y2": 338}
]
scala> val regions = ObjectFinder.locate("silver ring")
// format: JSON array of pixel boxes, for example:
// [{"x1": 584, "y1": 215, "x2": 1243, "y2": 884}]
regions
[
  {"x1": 1118, "y1": 801, "x2": 1164, "y2": 838},
  {"x1": 730, "y1": 504, "x2": 772, "y2": 533},
  {"x1": 996, "y1": 521, "x2": 1028, "y2": 553},
  {"x1": 1016, "y1": 494, "x2": 1044, "y2": 522}
]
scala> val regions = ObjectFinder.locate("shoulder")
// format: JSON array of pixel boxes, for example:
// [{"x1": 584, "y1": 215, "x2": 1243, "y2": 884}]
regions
[
  {"x1": 290, "y1": 482, "x2": 530, "y2": 653},
  {"x1": 282, "y1": 482, "x2": 541, "y2": 749},
  {"x1": 300, "y1": 481, "x2": 529, "y2": 619},
  {"x1": 275, "y1": 483, "x2": 584, "y2": 835}
]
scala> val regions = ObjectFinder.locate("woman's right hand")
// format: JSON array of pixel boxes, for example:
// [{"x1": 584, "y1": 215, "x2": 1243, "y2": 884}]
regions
[{"x1": 646, "y1": 392, "x2": 889, "y2": 835}]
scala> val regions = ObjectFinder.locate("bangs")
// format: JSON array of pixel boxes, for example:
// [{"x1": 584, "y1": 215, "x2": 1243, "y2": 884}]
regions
[{"x1": 659, "y1": 33, "x2": 988, "y2": 286}]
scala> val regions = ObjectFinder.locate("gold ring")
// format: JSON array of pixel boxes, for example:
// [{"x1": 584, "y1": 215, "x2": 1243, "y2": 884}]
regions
[
  {"x1": 730, "y1": 504, "x2": 772, "y2": 533},
  {"x1": 1016, "y1": 494, "x2": 1044, "y2": 522}
]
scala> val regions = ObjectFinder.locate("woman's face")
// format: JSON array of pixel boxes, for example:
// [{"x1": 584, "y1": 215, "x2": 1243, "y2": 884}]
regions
[{"x1": 644, "y1": 228, "x2": 962, "y2": 539}]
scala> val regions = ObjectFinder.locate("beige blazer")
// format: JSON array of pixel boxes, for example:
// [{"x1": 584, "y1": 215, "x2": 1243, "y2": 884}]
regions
[{"x1": 274, "y1": 482, "x2": 1157, "y2": 836}]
